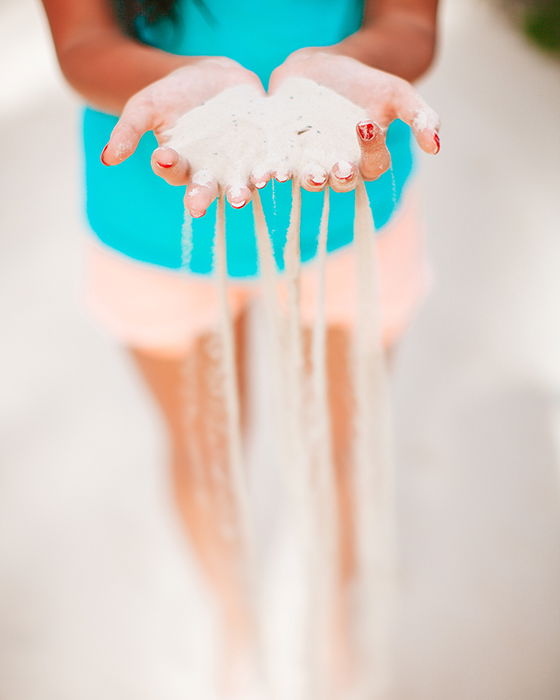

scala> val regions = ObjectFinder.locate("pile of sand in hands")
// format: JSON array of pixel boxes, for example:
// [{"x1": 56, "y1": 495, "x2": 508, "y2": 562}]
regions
[{"x1": 163, "y1": 77, "x2": 370, "y2": 212}]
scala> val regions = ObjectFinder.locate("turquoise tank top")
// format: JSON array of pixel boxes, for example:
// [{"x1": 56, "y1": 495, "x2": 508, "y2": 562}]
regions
[{"x1": 82, "y1": 0, "x2": 415, "y2": 277}]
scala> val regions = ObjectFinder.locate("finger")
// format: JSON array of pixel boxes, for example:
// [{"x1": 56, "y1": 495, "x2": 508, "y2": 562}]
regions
[
  {"x1": 226, "y1": 183, "x2": 252, "y2": 209},
  {"x1": 273, "y1": 171, "x2": 291, "y2": 183},
  {"x1": 101, "y1": 95, "x2": 154, "y2": 166},
  {"x1": 329, "y1": 160, "x2": 358, "y2": 193},
  {"x1": 300, "y1": 163, "x2": 328, "y2": 192},
  {"x1": 151, "y1": 147, "x2": 190, "y2": 185},
  {"x1": 184, "y1": 171, "x2": 219, "y2": 218},
  {"x1": 356, "y1": 121, "x2": 391, "y2": 180},
  {"x1": 392, "y1": 83, "x2": 441, "y2": 155},
  {"x1": 272, "y1": 167, "x2": 291, "y2": 183},
  {"x1": 250, "y1": 167, "x2": 272, "y2": 190}
]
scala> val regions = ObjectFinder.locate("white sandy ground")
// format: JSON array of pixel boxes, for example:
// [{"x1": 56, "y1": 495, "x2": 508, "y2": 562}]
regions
[{"x1": 1, "y1": 0, "x2": 560, "y2": 698}]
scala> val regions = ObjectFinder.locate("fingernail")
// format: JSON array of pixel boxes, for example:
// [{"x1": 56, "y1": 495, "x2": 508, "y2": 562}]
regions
[
  {"x1": 433, "y1": 131, "x2": 441, "y2": 154},
  {"x1": 333, "y1": 161, "x2": 354, "y2": 181},
  {"x1": 308, "y1": 168, "x2": 327, "y2": 185},
  {"x1": 157, "y1": 161, "x2": 174, "y2": 169},
  {"x1": 190, "y1": 209, "x2": 205, "y2": 218},
  {"x1": 275, "y1": 172, "x2": 290, "y2": 183},
  {"x1": 309, "y1": 175, "x2": 326, "y2": 186},
  {"x1": 100, "y1": 145, "x2": 109, "y2": 166},
  {"x1": 231, "y1": 199, "x2": 247, "y2": 209},
  {"x1": 255, "y1": 181, "x2": 267, "y2": 189},
  {"x1": 357, "y1": 121, "x2": 378, "y2": 142}
]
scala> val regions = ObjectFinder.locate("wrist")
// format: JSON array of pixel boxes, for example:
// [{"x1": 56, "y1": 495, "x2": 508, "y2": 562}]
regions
[{"x1": 327, "y1": 19, "x2": 437, "y2": 81}]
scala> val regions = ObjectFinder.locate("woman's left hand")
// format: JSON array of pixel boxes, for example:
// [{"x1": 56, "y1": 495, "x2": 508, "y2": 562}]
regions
[{"x1": 269, "y1": 48, "x2": 440, "y2": 190}]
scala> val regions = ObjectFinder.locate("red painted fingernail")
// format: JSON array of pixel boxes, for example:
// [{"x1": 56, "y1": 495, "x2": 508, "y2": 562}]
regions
[
  {"x1": 357, "y1": 121, "x2": 378, "y2": 142},
  {"x1": 433, "y1": 131, "x2": 441, "y2": 154},
  {"x1": 310, "y1": 175, "x2": 326, "y2": 186},
  {"x1": 191, "y1": 209, "x2": 205, "y2": 218},
  {"x1": 156, "y1": 161, "x2": 173, "y2": 168},
  {"x1": 231, "y1": 199, "x2": 247, "y2": 209},
  {"x1": 333, "y1": 162, "x2": 354, "y2": 181},
  {"x1": 100, "y1": 145, "x2": 109, "y2": 166}
]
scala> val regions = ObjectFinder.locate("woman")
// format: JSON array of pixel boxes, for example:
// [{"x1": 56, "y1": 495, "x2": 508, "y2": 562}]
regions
[{"x1": 41, "y1": 0, "x2": 440, "y2": 688}]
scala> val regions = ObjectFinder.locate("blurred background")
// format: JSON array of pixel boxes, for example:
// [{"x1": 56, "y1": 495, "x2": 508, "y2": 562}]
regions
[{"x1": 1, "y1": 0, "x2": 560, "y2": 697}]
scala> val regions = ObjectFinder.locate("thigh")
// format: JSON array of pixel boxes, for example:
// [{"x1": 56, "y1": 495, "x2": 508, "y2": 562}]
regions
[{"x1": 130, "y1": 307, "x2": 250, "y2": 461}]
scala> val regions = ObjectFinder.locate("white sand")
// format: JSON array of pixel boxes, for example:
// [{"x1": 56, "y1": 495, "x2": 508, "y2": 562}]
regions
[{"x1": 164, "y1": 78, "x2": 368, "y2": 188}]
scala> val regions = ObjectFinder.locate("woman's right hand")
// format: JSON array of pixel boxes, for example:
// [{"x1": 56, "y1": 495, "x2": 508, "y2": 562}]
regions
[{"x1": 101, "y1": 57, "x2": 264, "y2": 215}]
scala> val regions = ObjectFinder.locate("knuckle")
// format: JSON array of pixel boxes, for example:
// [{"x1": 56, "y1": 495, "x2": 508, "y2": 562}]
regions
[{"x1": 361, "y1": 153, "x2": 391, "y2": 181}]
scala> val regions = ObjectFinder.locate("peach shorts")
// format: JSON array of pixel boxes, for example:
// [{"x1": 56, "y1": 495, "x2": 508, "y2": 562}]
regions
[{"x1": 86, "y1": 186, "x2": 430, "y2": 359}]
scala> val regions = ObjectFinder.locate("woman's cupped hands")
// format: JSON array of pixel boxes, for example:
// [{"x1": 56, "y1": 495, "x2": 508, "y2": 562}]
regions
[{"x1": 102, "y1": 52, "x2": 440, "y2": 218}]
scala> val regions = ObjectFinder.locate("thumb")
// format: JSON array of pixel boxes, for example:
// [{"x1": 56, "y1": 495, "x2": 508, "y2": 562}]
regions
[{"x1": 356, "y1": 121, "x2": 391, "y2": 181}]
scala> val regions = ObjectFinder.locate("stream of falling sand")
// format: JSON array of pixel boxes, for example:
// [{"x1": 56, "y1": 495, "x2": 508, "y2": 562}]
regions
[
  {"x1": 185, "y1": 182, "x2": 396, "y2": 700},
  {"x1": 351, "y1": 183, "x2": 397, "y2": 699},
  {"x1": 255, "y1": 183, "x2": 317, "y2": 699}
]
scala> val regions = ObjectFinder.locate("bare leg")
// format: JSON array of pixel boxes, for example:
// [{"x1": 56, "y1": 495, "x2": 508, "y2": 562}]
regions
[
  {"x1": 324, "y1": 327, "x2": 355, "y2": 587},
  {"x1": 129, "y1": 310, "x2": 251, "y2": 673},
  {"x1": 327, "y1": 328, "x2": 395, "y2": 584},
  {"x1": 303, "y1": 326, "x2": 355, "y2": 586},
  {"x1": 315, "y1": 326, "x2": 393, "y2": 684}
]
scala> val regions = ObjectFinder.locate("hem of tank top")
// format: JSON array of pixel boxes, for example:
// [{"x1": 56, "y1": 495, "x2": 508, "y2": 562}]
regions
[{"x1": 84, "y1": 179, "x2": 413, "y2": 282}]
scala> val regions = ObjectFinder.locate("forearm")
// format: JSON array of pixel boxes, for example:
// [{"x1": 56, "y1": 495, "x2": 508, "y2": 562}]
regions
[
  {"x1": 57, "y1": 32, "x2": 191, "y2": 114},
  {"x1": 330, "y1": 14, "x2": 437, "y2": 82}
]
